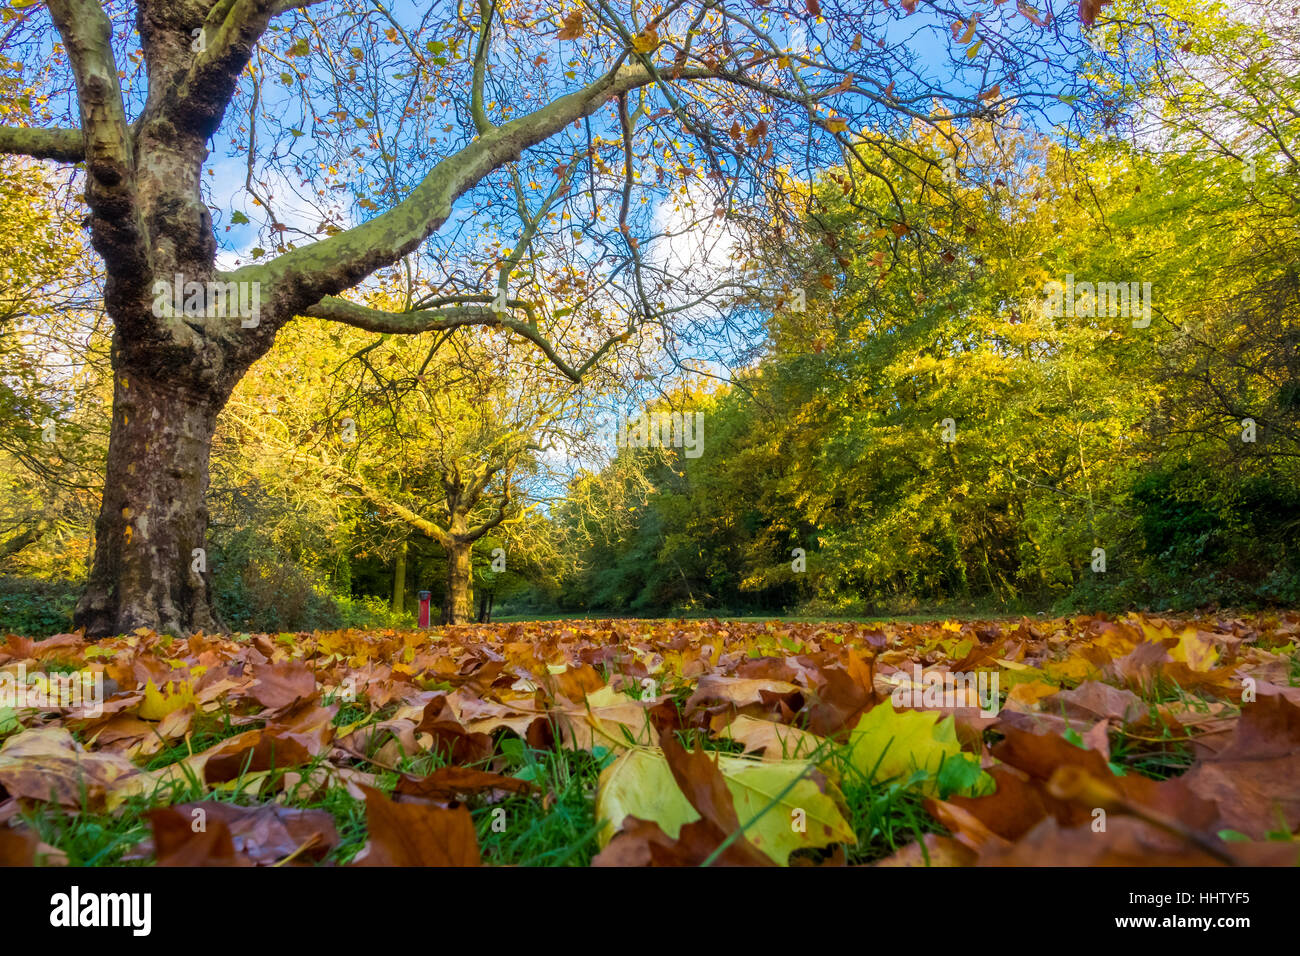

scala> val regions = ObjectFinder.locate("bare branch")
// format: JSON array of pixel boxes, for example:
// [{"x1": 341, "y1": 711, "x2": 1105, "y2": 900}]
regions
[
  {"x1": 303, "y1": 295, "x2": 627, "y2": 383},
  {"x1": 470, "y1": 0, "x2": 496, "y2": 136}
]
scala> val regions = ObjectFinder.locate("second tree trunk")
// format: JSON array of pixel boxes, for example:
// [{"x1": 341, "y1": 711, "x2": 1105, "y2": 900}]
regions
[{"x1": 441, "y1": 540, "x2": 473, "y2": 624}]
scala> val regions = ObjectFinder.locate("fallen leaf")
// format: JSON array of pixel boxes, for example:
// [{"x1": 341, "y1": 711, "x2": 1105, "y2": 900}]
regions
[{"x1": 353, "y1": 785, "x2": 480, "y2": 865}]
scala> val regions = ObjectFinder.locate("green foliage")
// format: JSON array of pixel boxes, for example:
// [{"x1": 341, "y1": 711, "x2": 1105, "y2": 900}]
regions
[
  {"x1": 549, "y1": 114, "x2": 1299, "y2": 616},
  {"x1": 0, "y1": 575, "x2": 78, "y2": 636}
]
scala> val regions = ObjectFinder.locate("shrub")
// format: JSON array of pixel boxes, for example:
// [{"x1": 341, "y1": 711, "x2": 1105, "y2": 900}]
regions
[{"x1": 0, "y1": 576, "x2": 79, "y2": 636}]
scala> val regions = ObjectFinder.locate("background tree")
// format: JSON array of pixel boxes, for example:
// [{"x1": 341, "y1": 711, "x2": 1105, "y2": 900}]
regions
[
  {"x1": 225, "y1": 313, "x2": 589, "y2": 623},
  {"x1": 548, "y1": 83, "x2": 1297, "y2": 616},
  {"x1": 0, "y1": 151, "x2": 110, "y2": 639}
]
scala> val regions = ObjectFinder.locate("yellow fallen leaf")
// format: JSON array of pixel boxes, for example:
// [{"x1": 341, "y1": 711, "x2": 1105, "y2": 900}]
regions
[
  {"x1": 722, "y1": 715, "x2": 829, "y2": 762},
  {"x1": 1005, "y1": 679, "x2": 1061, "y2": 710},
  {"x1": 139, "y1": 679, "x2": 197, "y2": 720},
  {"x1": 1170, "y1": 627, "x2": 1220, "y2": 672},
  {"x1": 846, "y1": 703, "x2": 971, "y2": 793},
  {"x1": 596, "y1": 748, "x2": 854, "y2": 865}
]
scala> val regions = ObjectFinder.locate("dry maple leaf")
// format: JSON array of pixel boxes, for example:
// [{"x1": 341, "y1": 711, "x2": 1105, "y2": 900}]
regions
[
  {"x1": 148, "y1": 807, "x2": 249, "y2": 866},
  {"x1": 945, "y1": 764, "x2": 1052, "y2": 843},
  {"x1": 393, "y1": 766, "x2": 535, "y2": 804},
  {"x1": 0, "y1": 828, "x2": 37, "y2": 866},
  {"x1": 1078, "y1": 0, "x2": 1112, "y2": 27},
  {"x1": 556, "y1": 10, "x2": 584, "y2": 40},
  {"x1": 594, "y1": 813, "x2": 776, "y2": 867},
  {"x1": 353, "y1": 785, "x2": 480, "y2": 866},
  {"x1": 551, "y1": 686, "x2": 658, "y2": 751},
  {"x1": 722, "y1": 714, "x2": 827, "y2": 762},
  {"x1": 802, "y1": 651, "x2": 877, "y2": 736},
  {"x1": 171, "y1": 728, "x2": 315, "y2": 785},
  {"x1": 977, "y1": 815, "x2": 1297, "y2": 866},
  {"x1": 1183, "y1": 683, "x2": 1300, "y2": 838},
  {"x1": 248, "y1": 660, "x2": 318, "y2": 710},
  {"x1": 147, "y1": 802, "x2": 337, "y2": 866},
  {"x1": 875, "y1": 833, "x2": 976, "y2": 867},
  {"x1": 991, "y1": 725, "x2": 1220, "y2": 832},
  {"x1": 658, "y1": 727, "x2": 776, "y2": 864},
  {"x1": 0, "y1": 727, "x2": 157, "y2": 810}
]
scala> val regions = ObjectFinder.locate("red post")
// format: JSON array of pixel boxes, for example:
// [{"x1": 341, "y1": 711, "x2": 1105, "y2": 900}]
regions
[{"x1": 417, "y1": 590, "x2": 431, "y2": 628}]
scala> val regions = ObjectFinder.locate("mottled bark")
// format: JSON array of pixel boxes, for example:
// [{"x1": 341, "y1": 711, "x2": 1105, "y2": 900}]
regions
[
  {"x1": 74, "y1": 355, "x2": 232, "y2": 636},
  {"x1": 441, "y1": 538, "x2": 473, "y2": 625}
]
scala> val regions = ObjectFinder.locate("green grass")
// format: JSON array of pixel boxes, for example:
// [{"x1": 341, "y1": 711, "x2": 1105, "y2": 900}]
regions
[
  {"x1": 471, "y1": 742, "x2": 607, "y2": 865},
  {"x1": 142, "y1": 710, "x2": 257, "y2": 772},
  {"x1": 21, "y1": 795, "x2": 158, "y2": 866}
]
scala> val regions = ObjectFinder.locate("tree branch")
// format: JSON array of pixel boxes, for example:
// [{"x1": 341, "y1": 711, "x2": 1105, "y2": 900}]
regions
[
  {"x1": 169, "y1": 0, "x2": 280, "y2": 139},
  {"x1": 236, "y1": 61, "x2": 713, "y2": 314},
  {"x1": 303, "y1": 295, "x2": 627, "y2": 383},
  {"x1": 270, "y1": 0, "x2": 328, "y2": 14},
  {"x1": 464, "y1": 489, "x2": 511, "y2": 543},
  {"x1": 0, "y1": 127, "x2": 84, "y2": 162},
  {"x1": 47, "y1": 0, "x2": 146, "y2": 280},
  {"x1": 276, "y1": 440, "x2": 454, "y2": 547},
  {"x1": 470, "y1": 0, "x2": 496, "y2": 135}
]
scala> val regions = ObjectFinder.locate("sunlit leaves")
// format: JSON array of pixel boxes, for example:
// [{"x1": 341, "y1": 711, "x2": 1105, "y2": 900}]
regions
[
  {"x1": 595, "y1": 747, "x2": 855, "y2": 865},
  {"x1": 846, "y1": 704, "x2": 972, "y2": 794}
]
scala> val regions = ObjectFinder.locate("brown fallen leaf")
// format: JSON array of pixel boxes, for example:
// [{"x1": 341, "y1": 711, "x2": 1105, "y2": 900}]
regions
[
  {"x1": 1183, "y1": 683, "x2": 1300, "y2": 838},
  {"x1": 1104, "y1": 639, "x2": 1170, "y2": 689},
  {"x1": 146, "y1": 802, "x2": 337, "y2": 865},
  {"x1": 353, "y1": 785, "x2": 480, "y2": 866},
  {"x1": 551, "y1": 691, "x2": 659, "y2": 752},
  {"x1": 262, "y1": 698, "x2": 337, "y2": 757},
  {"x1": 85, "y1": 713, "x2": 163, "y2": 757},
  {"x1": 946, "y1": 764, "x2": 1053, "y2": 842},
  {"x1": 0, "y1": 828, "x2": 37, "y2": 866},
  {"x1": 874, "y1": 833, "x2": 977, "y2": 867},
  {"x1": 197, "y1": 729, "x2": 315, "y2": 783},
  {"x1": 1042, "y1": 680, "x2": 1147, "y2": 725},
  {"x1": 414, "y1": 695, "x2": 499, "y2": 764},
  {"x1": 683, "y1": 675, "x2": 803, "y2": 713},
  {"x1": 992, "y1": 725, "x2": 1220, "y2": 833},
  {"x1": 248, "y1": 660, "x2": 317, "y2": 710},
  {"x1": 802, "y1": 651, "x2": 877, "y2": 737},
  {"x1": 655, "y1": 723, "x2": 774, "y2": 865},
  {"x1": 593, "y1": 813, "x2": 777, "y2": 867},
  {"x1": 0, "y1": 727, "x2": 157, "y2": 810},
  {"x1": 539, "y1": 661, "x2": 606, "y2": 703},
  {"x1": 149, "y1": 806, "x2": 249, "y2": 866},
  {"x1": 977, "y1": 815, "x2": 1298, "y2": 866},
  {"x1": 393, "y1": 766, "x2": 535, "y2": 803}
]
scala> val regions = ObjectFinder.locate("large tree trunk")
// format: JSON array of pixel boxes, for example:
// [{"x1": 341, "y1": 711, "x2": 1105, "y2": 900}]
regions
[
  {"x1": 392, "y1": 539, "x2": 407, "y2": 614},
  {"x1": 74, "y1": 362, "x2": 229, "y2": 637},
  {"x1": 441, "y1": 539, "x2": 473, "y2": 624}
]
